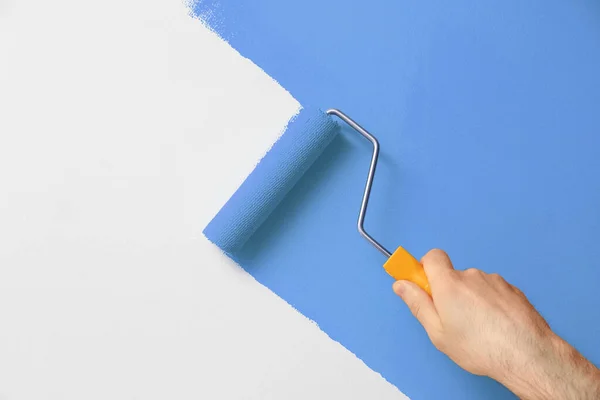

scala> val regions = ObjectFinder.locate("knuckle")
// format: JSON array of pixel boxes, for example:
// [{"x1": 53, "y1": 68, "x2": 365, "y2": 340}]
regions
[
  {"x1": 421, "y1": 248, "x2": 450, "y2": 264},
  {"x1": 429, "y1": 248, "x2": 447, "y2": 256},
  {"x1": 464, "y1": 267, "x2": 480, "y2": 276},
  {"x1": 489, "y1": 273, "x2": 512, "y2": 289},
  {"x1": 428, "y1": 248, "x2": 448, "y2": 259}
]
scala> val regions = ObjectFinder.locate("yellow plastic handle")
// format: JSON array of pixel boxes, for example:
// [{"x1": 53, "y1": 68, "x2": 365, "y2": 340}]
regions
[{"x1": 383, "y1": 246, "x2": 431, "y2": 295}]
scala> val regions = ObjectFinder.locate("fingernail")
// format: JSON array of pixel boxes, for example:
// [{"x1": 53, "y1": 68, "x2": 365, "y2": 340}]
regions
[{"x1": 393, "y1": 280, "x2": 407, "y2": 296}]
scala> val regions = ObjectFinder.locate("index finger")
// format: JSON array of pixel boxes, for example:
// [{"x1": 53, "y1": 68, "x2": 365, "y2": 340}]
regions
[{"x1": 420, "y1": 248, "x2": 455, "y2": 287}]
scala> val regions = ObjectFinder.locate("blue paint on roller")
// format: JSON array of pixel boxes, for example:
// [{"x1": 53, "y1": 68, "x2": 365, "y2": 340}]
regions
[
  {"x1": 198, "y1": 1, "x2": 600, "y2": 398},
  {"x1": 204, "y1": 107, "x2": 339, "y2": 254}
]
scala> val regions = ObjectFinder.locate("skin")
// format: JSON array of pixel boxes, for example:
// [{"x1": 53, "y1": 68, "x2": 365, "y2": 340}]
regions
[{"x1": 393, "y1": 249, "x2": 600, "y2": 400}]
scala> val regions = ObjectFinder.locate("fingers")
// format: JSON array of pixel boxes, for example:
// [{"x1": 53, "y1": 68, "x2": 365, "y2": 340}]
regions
[
  {"x1": 421, "y1": 248, "x2": 454, "y2": 287},
  {"x1": 393, "y1": 280, "x2": 441, "y2": 333}
]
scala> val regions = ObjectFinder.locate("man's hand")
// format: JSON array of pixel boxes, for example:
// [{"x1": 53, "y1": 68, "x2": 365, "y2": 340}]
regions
[{"x1": 393, "y1": 249, "x2": 600, "y2": 400}]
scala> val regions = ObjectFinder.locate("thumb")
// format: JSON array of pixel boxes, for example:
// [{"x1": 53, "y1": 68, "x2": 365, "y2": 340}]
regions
[{"x1": 393, "y1": 280, "x2": 440, "y2": 333}]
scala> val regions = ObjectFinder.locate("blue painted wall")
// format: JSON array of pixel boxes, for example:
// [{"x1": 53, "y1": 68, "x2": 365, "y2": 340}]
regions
[{"x1": 197, "y1": 1, "x2": 600, "y2": 398}]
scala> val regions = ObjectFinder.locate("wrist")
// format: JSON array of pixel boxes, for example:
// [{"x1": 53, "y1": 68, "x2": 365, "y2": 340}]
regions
[
  {"x1": 498, "y1": 333, "x2": 600, "y2": 400},
  {"x1": 499, "y1": 333, "x2": 567, "y2": 399}
]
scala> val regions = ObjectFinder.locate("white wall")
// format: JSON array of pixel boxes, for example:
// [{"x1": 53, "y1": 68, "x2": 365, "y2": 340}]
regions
[{"x1": 0, "y1": 0, "x2": 405, "y2": 398}]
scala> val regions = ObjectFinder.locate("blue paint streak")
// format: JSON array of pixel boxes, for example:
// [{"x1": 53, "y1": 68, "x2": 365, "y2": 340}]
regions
[{"x1": 198, "y1": 1, "x2": 600, "y2": 398}]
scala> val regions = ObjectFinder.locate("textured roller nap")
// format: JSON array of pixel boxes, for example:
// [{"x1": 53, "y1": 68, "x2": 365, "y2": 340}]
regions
[{"x1": 203, "y1": 107, "x2": 339, "y2": 254}]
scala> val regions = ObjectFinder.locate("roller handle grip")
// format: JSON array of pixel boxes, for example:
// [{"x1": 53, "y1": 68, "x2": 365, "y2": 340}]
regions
[{"x1": 383, "y1": 246, "x2": 431, "y2": 295}]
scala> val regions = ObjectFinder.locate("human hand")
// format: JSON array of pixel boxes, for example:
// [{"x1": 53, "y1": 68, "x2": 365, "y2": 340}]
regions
[{"x1": 393, "y1": 249, "x2": 600, "y2": 400}]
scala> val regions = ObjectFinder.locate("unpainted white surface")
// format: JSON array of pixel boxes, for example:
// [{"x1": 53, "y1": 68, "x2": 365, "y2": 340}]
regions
[{"x1": 0, "y1": 0, "x2": 407, "y2": 398}]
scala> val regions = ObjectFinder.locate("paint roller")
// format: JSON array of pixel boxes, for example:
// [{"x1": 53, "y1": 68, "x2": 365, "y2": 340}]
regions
[{"x1": 204, "y1": 107, "x2": 431, "y2": 295}]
